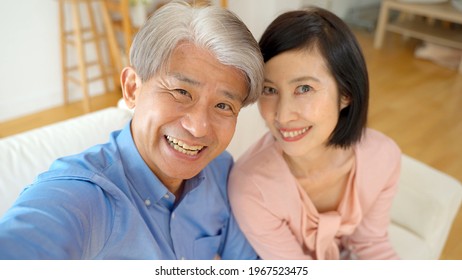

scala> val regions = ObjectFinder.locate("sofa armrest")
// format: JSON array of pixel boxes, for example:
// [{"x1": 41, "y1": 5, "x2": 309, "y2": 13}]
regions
[{"x1": 390, "y1": 154, "x2": 462, "y2": 259}]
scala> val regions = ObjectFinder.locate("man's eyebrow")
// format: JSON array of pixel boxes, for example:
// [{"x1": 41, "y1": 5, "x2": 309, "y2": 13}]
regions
[
  {"x1": 222, "y1": 90, "x2": 242, "y2": 102},
  {"x1": 170, "y1": 72, "x2": 243, "y2": 102},
  {"x1": 170, "y1": 72, "x2": 201, "y2": 86}
]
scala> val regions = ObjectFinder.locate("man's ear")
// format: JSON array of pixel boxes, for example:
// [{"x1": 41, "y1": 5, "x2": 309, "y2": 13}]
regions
[
  {"x1": 121, "y1": 67, "x2": 141, "y2": 109},
  {"x1": 340, "y1": 94, "x2": 351, "y2": 110}
]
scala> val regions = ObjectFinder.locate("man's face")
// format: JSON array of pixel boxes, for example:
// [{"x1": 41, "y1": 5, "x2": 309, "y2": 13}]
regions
[{"x1": 123, "y1": 42, "x2": 248, "y2": 190}]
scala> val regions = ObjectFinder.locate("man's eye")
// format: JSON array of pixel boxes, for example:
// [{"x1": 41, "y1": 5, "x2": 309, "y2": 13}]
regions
[
  {"x1": 262, "y1": 86, "x2": 277, "y2": 96},
  {"x1": 173, "y1": 89, "x2": 192, "y2": 100},
  {"x1": 296, "y1": 85, "x2": 313, "y2": 94},
  {"x1": 176, "y1": 89, "x2": 189, "y2": 96},
  {"x1": 216, "y1": 103, "x2": 231, "y2": 111}
]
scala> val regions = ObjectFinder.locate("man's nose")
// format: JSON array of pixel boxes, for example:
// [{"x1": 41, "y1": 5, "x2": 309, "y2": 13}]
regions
[{"x1": 181, "y1": 104, "x2": 210, "y2": 138}]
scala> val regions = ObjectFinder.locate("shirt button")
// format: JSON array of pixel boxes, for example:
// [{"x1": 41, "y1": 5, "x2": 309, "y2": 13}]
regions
[
  {"x1": 171, "y1": 213, "x2": 176, "y2": 219},
  {"x1": 144, "y1": 199, "x2": 151, "y2": 207},
  {"x1": 164, "y1": 194, "x2": 170, "y2": 199}
]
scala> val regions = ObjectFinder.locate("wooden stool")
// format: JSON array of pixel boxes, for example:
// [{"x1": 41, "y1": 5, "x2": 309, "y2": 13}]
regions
[
  {"x1": 59, "y1": 0, "x2": 122, "y2": 113},
  {"x1": 105, "y1": 0, "x2": 137, "y2": 66}
]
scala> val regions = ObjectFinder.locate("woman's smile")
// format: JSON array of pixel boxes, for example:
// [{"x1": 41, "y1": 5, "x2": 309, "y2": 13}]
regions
[{"x1": 279, "y1": 126, "x2": 312, "y2": 142}]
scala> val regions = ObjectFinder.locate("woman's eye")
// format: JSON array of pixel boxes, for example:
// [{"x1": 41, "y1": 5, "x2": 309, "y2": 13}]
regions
[
  {"x1": 262, "y1": 86, "x2": 277, "y2": 96},
  {"x1": 296, "y1": 85, "x2": 313, "y2": 94}
]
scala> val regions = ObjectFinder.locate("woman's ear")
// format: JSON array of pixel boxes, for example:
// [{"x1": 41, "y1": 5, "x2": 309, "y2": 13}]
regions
[
  {"x1": 340, "y1": 94, "x2": 351, "y2": 110},
  {"x1": 121, "y1": 67, "x2": 141, "y2": 109}
]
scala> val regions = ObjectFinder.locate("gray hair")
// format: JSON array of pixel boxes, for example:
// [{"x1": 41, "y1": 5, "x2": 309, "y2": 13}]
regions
[{"x1": 129, "y1": 1, "x2": 263, "y2": 107}]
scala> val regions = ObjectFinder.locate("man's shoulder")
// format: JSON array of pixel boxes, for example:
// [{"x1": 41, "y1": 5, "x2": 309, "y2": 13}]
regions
[
  {"x1": 208, "y1": 150, "x2": 233, "y2": 169},
  {"x1": 23, "y1": 136, "x2": 128, "y2": 211},
  {"x1": 45, "y1": 131, "x2": 123, "y2": 180},
  {"x1": 202, "y1": 151, "x2": 234, "y2": 185}
]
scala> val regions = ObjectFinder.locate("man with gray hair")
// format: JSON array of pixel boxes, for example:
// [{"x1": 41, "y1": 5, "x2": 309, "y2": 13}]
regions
[{"x1": 0, "y1": 1, "x2": 263, "y2": 259}]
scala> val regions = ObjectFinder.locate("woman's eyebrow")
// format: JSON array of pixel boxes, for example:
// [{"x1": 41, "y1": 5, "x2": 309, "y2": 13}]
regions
[
  {"x1": 289, "y1": 76, "x2": 320, "y2": 84},
  {"x1": 264, "y1": 76, "x2": 321, "y2": 84}
]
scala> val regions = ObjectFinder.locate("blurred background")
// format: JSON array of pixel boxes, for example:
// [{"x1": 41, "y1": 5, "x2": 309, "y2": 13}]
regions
[{"x1": 0, "y1": 0, "x2": 461, "y2": 259}]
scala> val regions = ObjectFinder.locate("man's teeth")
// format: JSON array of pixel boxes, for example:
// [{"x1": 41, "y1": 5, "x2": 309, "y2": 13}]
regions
[
  {"x1": 280, "y1": 127, "x2": 309, "y2": 138},
  {"x1": 166, "y1": 135, "x2": 204, "y2": 155}
]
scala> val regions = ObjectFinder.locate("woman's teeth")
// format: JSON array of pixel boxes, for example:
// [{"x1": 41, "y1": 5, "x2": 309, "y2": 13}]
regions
[{"x1": 280, "y1": 127, "x2": 309, "y2": 138}]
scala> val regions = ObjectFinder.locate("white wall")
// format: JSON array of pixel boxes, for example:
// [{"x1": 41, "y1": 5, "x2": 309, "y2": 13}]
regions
[
  {"x1": 301, "y1": 0, "x2": 381, "y2": 19},
  {"x1": 228, "y1": 0, "x2": 381, "y2": 41},
  {"x1": 228, "y1": 0, "x2": 304, "y2": 41},
  {"x1": 0, "y1": 0, "x2": 380, "y2": 123},
  {"x1": 0, "y1": 0, "x2": 62, "y2": 122}
]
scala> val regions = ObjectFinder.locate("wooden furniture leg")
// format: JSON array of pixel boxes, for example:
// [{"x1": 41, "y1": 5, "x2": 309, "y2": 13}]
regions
[
  {"x1": 374, "y1": 0, "x2": 390, "y2": 49},
  {"x1": 59, "y1": 0, "x2": 123, "y2": 113}
]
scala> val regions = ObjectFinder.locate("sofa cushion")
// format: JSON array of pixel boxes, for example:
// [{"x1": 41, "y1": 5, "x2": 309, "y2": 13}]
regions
[{"x1": 389, "y1": 223, "x2": 432, "y2": 259}]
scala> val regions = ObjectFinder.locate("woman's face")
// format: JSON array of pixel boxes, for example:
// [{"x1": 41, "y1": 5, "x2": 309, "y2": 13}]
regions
[{"x1": 258, "y1": 48, "x2": 349, "y2": 157}]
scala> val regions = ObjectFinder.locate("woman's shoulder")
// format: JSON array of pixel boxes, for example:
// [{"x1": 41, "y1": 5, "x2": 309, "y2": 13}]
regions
[
  {"x1": 359, "y1": 128, "x2": 401, "y2": 160},
  {"x1": 355, "y1": 128, "x2": 401, "y2": 186},
  {"x1": 229, "y1": 132, "x2": 292, "y2": 191},
  {"x1": 233, "y1": 132, "x2": 279, "y2": 169},
  {"x1": 228, "y1": 133, "x2": 299, "y2": 215}
]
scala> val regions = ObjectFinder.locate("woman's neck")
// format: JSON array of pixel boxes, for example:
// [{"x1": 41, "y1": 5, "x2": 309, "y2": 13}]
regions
[
  {"x1": 283, "y1": 145, "x2": 355, "y2": 213},
  {"x1": 283, "y1": 145, "x2": 354, "y2": 179}
]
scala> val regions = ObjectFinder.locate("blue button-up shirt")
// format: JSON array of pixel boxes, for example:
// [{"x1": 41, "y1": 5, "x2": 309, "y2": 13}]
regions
[{"x1": 0, "y1": 123, "x2": 257, "y2": 260}]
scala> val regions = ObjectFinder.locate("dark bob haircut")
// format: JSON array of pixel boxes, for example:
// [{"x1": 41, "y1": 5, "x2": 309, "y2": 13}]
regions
[{"x1": 259, "y1": 7, "x2": 369, "y2": 148}]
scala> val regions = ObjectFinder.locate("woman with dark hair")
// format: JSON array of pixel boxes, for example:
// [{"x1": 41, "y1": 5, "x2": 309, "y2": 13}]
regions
[{"x1": 228, "y1": 7, "x2": 401, "y2": 260}]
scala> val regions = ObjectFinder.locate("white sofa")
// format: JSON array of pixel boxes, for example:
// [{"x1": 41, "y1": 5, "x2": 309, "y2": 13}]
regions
[{"x1": 1, "y1": 104, "x2": 461, "y2": 260}]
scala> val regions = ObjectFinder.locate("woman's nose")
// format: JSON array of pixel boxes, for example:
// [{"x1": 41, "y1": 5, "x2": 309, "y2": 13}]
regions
[{"x1": 275, "y1": 95, "x2": 298, "y2": 124}]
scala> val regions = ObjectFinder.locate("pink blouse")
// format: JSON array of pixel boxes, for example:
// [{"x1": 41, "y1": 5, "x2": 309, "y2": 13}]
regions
[{"x1": 228, "y1": 128, "x2": 401, "y2": 260}]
